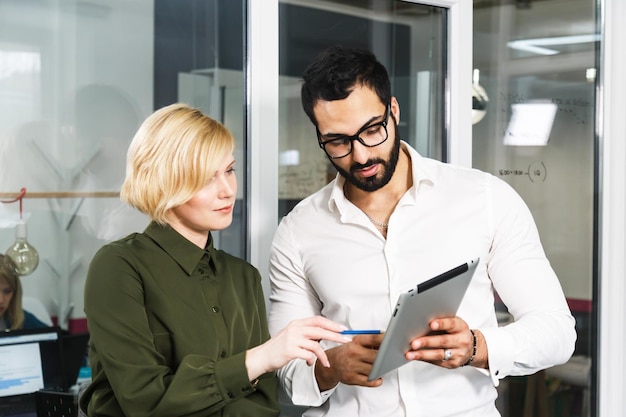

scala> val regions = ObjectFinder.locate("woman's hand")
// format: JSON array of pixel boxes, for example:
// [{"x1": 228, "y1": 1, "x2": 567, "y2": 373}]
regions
[{"x1": 246, "y1": 316, "x2": 350, "y2": 381}]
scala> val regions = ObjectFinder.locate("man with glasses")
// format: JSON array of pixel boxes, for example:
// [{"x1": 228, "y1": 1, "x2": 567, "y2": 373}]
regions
[{"x1": 268, "y1": 45, "x2": 575, "y2": 416}]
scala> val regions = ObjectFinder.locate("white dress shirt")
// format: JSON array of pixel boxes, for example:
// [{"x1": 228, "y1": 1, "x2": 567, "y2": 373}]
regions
[{"x1": 268, "y1": 142, "x2": 575, "y2": 417}]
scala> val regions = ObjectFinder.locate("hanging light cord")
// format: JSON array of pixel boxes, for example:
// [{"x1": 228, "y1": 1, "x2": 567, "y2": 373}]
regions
[{"x1": 1, "y1": 187, "x2": 26, "y2": 219}]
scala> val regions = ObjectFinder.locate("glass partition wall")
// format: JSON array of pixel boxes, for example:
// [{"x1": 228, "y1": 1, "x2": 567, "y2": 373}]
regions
[
  {"x1": 278, "y1": 1, "x2": 599, "y2": 416},
  {"x1": 278, "y1": 0, "x2": 446, "y2": 217},
  {"x1": 277, "y1": 2, "x2": 447, "y2": 416},
  {"x1": 472, "y1": 1, "x2": 598, "y2": 416},
  {"x1": 0, "y1": 0, "x2": 247, "y2": 331}
]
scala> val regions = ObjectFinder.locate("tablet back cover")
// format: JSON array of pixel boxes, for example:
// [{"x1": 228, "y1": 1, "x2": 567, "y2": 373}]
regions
[{"x1": 368, "y1": 257, "x2": 479, "y2": 380}]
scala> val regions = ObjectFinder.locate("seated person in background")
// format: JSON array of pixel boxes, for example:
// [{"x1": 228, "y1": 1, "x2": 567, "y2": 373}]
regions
[
  {"x1": 0, "y1": 253, "x2": 49, "y2": 330},
  {"x1": 80, "y1": 103, "x2": 350, "y2": 417}
]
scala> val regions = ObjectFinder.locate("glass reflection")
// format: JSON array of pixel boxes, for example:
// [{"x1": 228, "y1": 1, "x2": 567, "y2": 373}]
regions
[
  {"x1": 473, "y1": 1, "x2": 597, "y2": 416},
  {"x1": 0, "y1": 0, "x2": 246, "y2": 330}
]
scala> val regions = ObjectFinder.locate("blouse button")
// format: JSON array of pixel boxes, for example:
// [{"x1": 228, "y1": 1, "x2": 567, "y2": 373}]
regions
[{"x1": 211, "y1": 306, "x2": 220, "y2": 313}]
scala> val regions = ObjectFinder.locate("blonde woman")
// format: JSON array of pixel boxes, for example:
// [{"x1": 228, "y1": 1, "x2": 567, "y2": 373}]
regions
[
  {"x1": 0, "y1": 254, "x2": 48, "y2": 330},
  {"x1": 80, "y1": 103, "x2": 349, "y2": 417}
]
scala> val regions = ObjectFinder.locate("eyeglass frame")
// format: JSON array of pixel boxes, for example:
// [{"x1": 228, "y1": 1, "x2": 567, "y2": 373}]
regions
[{"x1": 316, "y1": 103, "x2": 391, "y2": 159}]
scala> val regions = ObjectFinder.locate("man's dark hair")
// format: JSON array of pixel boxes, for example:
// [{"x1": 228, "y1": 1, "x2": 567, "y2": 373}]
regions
[{"x1": 301, "y1": 45, "x2": 392, "y2": 126}]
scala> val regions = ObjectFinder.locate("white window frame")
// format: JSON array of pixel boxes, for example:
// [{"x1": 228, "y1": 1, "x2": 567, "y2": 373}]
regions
[
  {"x1": 598, "y1": 0, "x2": 626, "y2": 415},
  {"x1": 247, "y1": 0, "x2": 279, "y2": 297}
]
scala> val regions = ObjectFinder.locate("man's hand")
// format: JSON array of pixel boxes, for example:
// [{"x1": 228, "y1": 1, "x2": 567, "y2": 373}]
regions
[
  {"x1": 405, "y1": 316, "x2": 488, "y2": 369},
  {"x1": 314, "y1": 334, "x2": 384, "y2": 390}
]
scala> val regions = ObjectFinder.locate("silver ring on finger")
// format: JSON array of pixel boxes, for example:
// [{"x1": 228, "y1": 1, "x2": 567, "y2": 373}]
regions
[{"x1": 443, "y1": 348, "x2": 452, "y2": 361}]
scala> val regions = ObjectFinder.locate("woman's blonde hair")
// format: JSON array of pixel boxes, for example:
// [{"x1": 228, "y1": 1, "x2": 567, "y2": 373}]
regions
[
  {"x1": 0, "y1": 254, "x2": 24, "y2": 330},
  {"x1": 121, "y1": 103, "x2": 235, "y2": 224}
]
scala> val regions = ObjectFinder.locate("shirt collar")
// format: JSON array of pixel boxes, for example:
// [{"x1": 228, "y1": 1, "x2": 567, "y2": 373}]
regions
[
  {"x1": 143, "y1": 221, "x2": 215, "y2": 275},
  {"x1": 328, "y1": 141, "x2": 437, "y2": 213}
]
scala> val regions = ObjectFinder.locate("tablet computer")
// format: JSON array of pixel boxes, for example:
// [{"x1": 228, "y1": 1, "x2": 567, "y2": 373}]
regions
[{"x1": 368, "y1": 257, "x2": 479, "y2": 381}]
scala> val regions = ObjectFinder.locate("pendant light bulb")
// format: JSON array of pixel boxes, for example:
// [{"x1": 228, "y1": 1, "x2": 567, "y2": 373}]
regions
[{"x1": 6, "y1": 219, "x2": 39, "y2": 276}]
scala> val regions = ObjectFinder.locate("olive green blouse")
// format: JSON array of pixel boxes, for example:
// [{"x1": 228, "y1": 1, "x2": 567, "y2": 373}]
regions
[{"x1": 80, "y1": 221, "x2": 278, "y2": 417}]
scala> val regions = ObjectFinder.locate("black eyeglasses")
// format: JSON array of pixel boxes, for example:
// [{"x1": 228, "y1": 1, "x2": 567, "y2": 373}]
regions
[{"x1": 317, "y1": 104, "x2": 390, "y2": 159}]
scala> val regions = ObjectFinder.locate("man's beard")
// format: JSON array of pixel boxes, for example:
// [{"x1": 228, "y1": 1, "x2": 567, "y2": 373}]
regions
[{"x1": 330, "y1": 124, "x2": 401, "y2": 193}]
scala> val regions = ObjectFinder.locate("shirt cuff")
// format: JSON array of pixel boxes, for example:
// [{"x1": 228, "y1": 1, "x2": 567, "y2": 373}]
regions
[
  {"x1": 479, "y1": 326, "x2": 517, "y2": 386},
  {"x1": 288, "y1": 359, "x2": 337, "y2": 407},
  {"x1": 214, "y1": 351, "x2": 259, "y2": 403}
]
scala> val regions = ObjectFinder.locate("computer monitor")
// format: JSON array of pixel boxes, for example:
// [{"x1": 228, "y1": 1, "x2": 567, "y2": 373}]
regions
[
  {"x1": 0, "y1": 327, "x2": 64, "y2": 396},
  {"x1": 0, "y1": 327, "x2": 64, "y2": 417}
]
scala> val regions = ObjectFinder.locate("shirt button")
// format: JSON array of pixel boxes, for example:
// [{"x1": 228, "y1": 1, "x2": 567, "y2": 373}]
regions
[
  {"x1": 211, "y1": 306, "x2": 220, "y2": 313},
  {"x1": 198, "y1": 268, "x2": 205, "y2": 274},
  {"x1": 227, "y1": 392, "x2": 234, "y2": 398},
  {"x1": 220, "y1": 350, "x2": 227, "y2": 358}
]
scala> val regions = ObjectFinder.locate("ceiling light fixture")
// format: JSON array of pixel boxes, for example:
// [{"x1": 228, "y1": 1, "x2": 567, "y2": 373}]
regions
[{"x1": 507, "y1": 34, "x2": 600, "y2": 56}]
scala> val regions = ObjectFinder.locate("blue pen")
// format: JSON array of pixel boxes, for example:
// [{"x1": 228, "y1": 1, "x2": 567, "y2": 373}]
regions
[{"x1": 340, "y1": 330, "x2": 382, "y2": 335}]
